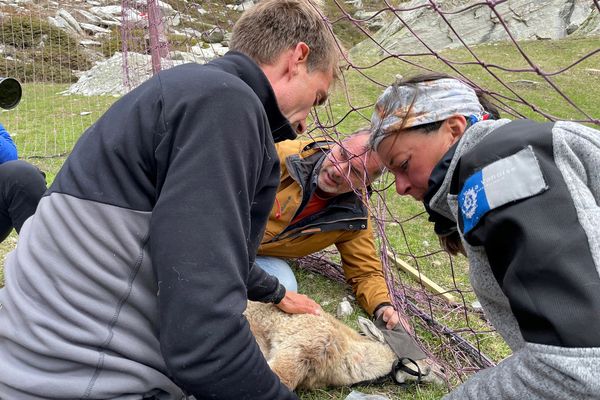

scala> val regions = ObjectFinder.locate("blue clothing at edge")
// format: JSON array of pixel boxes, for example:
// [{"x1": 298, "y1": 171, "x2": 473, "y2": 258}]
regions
[{"x1": 0, "y1": 122, "x2": 17, "y2": 163}]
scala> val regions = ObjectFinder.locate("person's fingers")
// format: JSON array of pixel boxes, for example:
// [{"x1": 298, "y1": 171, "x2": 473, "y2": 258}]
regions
[
  {"x1": 298, "y1": 294, "x2": 321, "y2": 315},
  {"x1": 276, "y1": 291, "x2": 321, "y2": 315},
  {"x1": 386, "y1": 311, "x2": 400, "y2": 330},
  {"x1": 381, "y1": 306, "x2": 413, "y2": 332},
  {"x1": 381, "y1": 306, "x2": 396, "y2": 328}
]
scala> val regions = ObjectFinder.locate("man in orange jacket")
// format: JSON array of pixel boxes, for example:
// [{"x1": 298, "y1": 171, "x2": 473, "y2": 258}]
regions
[{"x1": 257, "y1": 129, "x2": 408, "y2": 330}]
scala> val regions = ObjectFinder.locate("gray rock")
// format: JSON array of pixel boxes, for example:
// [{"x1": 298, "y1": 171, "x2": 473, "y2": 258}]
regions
[
  {"x1": 77, "y1": 8, "x2": 103, "y2": 24},
  {"x1": 58, "y1": 9, "x2": 84, "y2": 35},
  {"x1": 179, "y1": 27, "x2": 202, "y2": 38},
  {"x1": 189, "y1": 43, "x2": 229, "y2": 62},
  {"x1": 166, "y1": 13, "x2": 181, "y2": 27},
  {"x1": 346, "y1": 0, "x2": 363, "y2": 8},
  {"x1": 352, "y1": 0, "x2": 600, "y2": 56},
  {"x1": 228, "y1": 0, "x2": 256, "y2": 12},
  {"x1": 157, "y1": 0, "x2": 176, "y2": 17},
  {"x1": 354, "y1": 10, "x2": 386, "y2": 30},
  {"x1": 89, "y1": 5, "x2": 140, "y2": 23},
  {"x1": 345, "y1": 390, "x2": 390, "y2": 400},
  {"x1": 169, "y1": 50, "x2": 200, "y2": 63},
  {"x1": 99, "y1": 19, "x2": 120, "y2": 28},
  {"x1": 336, "y1": 299, "x2": 354, "y2": 318},
  {"x1": 201, "y1": 29, "x2": 225, "y2": 44},
  {"x1": 48, "y1": 16, "x2": 68, "y2": 30},
  {"x1": 80, "y1": 22, "x2": 111, "y2": 35},
  {"x1": 89, "y1": 5, "x2": 122, "y2": 17},
  {"x1": 65, "y1": 51, "x2": 197, "y2": 97},
  {"x1": 65, "y1": 52, "x2": 171, "y2": 96},
  {"x1": 80, "y1": 39, "x2": 102, "y2": 47}
]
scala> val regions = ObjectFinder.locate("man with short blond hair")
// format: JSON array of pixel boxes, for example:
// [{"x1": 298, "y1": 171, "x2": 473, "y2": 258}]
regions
[
  {"x1": 0, "y1": 1, "x2": 341, "y2": 399},
  {"x1": 231, "y1": 0, "x2": 341, "y2": 133}
]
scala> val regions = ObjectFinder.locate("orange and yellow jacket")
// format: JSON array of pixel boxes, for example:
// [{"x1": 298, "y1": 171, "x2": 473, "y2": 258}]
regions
[{"x1": 258, "y1": 139, "x2": 391, "y2": 315}]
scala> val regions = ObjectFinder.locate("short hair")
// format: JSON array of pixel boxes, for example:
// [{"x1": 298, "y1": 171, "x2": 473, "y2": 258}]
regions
[{"x1": 230, "y1": 0, "x2": 341, "y2": 80}]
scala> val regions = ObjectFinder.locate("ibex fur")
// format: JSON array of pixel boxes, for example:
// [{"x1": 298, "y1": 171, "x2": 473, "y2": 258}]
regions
[{"x1": 245, "y1": 301, "x2": 443, "y2": 390}]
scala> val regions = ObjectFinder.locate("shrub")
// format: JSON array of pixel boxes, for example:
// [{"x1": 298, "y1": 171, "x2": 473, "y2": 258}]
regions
[{"x1": 0, "y1": 15, "x2": 92, "y2": 83}]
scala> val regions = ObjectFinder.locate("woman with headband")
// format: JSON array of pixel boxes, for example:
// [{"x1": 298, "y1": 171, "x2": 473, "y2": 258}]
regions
[{"x1": 370, "y1": 73, "x2": 600, "y2": 399}]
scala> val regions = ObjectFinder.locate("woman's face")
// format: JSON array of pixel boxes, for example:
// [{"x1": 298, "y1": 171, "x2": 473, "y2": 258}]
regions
[{"x1": 376, "y1": 124, "x2": 458, "y2": 201}]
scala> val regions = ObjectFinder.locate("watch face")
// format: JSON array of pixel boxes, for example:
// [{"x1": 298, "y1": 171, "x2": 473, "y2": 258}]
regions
[{"x1": 0, "y1": 77, "x2": 22, "y2": 110}]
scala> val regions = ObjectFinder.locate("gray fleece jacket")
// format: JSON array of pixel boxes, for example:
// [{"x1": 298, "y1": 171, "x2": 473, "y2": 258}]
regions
[
  {"x1": 428, "y1": 119, "x2": 600, "y2": 400},
  {"x1": 0, "y1": 53, "x2": 297, "y2": 400}
]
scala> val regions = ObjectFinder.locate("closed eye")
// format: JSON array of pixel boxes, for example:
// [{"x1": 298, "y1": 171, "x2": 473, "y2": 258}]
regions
[{"x1": 399, "y1": 159, "x2": 409, "y2": 172}]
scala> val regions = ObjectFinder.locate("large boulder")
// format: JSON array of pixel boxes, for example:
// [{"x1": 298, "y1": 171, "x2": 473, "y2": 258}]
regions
[
  {"x1": 352, "y1": 0, "x2": 600, "y2": 56},
  {"x1": 64, "y1": 52, "x2": 182, "y2": 96}
]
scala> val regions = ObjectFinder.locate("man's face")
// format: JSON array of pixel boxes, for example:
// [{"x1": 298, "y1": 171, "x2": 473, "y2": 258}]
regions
[
  {"x1": 277, "y1": 65, "x2": 333, "y2": 134},
  {"x1": 317, "y1": 135, "x2": 382, "y2": 196}
]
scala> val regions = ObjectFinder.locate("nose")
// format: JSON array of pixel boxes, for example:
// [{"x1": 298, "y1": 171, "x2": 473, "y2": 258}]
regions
[
  {"x1": 329, "y1": 165, "x2": 342, "y2": 182},
  {"x1": 395, "y1": 175, "x2": 411, "y2": 195},
  {"x1": 296, "y1": 119, "x2": 307, "y2": 134}
]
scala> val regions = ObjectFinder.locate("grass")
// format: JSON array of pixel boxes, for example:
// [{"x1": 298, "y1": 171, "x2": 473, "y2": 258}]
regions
[
  {"x1": 317, "y1": 36, "x2": 600, "y2": 136},
  {"x1": 1, "y1": 83, "x2": 116, "y2": 161},
  {"x1": 0, "y1": 33, "x2": 598, "y2": 399}
]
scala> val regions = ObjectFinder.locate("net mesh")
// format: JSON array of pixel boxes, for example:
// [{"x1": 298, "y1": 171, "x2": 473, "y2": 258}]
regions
[{"x1": 0, "y1": 0, "x2": 599, "y2": 391}]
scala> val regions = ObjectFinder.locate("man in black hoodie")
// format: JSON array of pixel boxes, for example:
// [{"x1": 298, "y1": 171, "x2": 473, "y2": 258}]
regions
[{"x1": 0, "y1": 1, "x2": 340, "y2": 399}]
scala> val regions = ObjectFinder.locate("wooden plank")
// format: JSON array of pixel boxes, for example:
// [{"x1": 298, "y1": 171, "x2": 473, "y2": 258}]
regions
[{"x1": 386, "y1": 250, "x2": 457, "y2": 303}]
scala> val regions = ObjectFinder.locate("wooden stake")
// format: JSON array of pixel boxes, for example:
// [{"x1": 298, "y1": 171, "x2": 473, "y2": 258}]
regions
[{"x1": 386, "y1": 250, "x2": 457, "y2": 304}]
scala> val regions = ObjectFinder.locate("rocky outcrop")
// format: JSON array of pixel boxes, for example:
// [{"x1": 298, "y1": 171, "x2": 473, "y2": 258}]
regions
[
  {"x1": 64, "y1": 41, "x2": 228, "y2": 97},
  {"x1": 352, "y1": 0, "x2": 600, "y2": 56},
  {"x1": 63, "y1": 52, "x2": 183, "y2": 96}
]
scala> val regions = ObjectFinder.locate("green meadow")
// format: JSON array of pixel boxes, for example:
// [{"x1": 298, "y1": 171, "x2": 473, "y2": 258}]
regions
[{"x1": 0, "y1": 36, "x2": 598, "y2": 399}]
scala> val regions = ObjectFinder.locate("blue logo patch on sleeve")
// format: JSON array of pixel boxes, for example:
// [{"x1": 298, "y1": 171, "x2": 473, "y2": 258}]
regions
[
  {"x1": 459, "y1": 170, "x2": 490, "y2": 234},
  {"x1": 459, "y1": 146, "x2": 548, "y2": 235}
]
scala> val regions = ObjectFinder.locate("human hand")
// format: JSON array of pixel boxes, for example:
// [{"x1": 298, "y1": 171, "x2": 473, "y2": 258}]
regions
[
  {"x1": 376, "y1": 305, "x2": 412, "y2": 333},
  {"x1": 276, "y1": 291, "x2": 321, "y2": 316}
]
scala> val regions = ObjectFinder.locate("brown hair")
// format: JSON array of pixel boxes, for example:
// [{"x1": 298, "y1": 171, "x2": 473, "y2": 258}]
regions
[
  {"x1": 230, "y1": 0, "x2": 342, "y2": 80},
  {"x1": 439, "y1": 233, "x2": 466, "y2": 256}
]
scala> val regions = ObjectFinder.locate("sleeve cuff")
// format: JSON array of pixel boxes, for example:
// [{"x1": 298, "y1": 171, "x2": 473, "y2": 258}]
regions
[
  {"x1": 373, "y1": 302, "x2": 393, "y2": 317},
  {"x1": 261, "y1": 283, "x2": 286, "y2": 304}
]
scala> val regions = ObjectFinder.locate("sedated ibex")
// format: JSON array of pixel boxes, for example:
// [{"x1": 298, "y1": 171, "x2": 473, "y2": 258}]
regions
[{"x1": 245, "y1": 301, "x2": 444, "y2": 390}]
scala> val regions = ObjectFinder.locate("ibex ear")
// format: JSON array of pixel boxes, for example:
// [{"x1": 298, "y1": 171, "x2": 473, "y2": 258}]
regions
[{"x1": 357, "y1": 316, "x2": 385, "y2": 343}]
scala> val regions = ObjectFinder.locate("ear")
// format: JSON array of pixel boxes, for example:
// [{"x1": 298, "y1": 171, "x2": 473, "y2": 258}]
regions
[
  {"x1": 443, "y1": 115, "x2": 467, "y2": 144},
  {"x1": 357, "y1": 316, "x2": 385, "y2": 343},
  {"x1": 288, "y1": 42, "x2": 310, "y2": 76}
]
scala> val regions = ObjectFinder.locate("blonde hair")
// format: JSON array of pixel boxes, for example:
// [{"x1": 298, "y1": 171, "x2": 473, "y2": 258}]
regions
[{"x1": 230, "y1": 0, "x2": 341, "y2": 80}]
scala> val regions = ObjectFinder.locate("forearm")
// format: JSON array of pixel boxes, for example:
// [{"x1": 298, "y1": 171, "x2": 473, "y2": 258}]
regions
[{"x1": 247, "y1": 261, "x2": 286, "y2": 303}]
